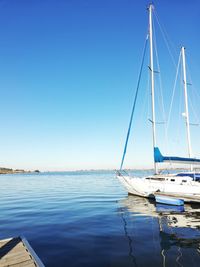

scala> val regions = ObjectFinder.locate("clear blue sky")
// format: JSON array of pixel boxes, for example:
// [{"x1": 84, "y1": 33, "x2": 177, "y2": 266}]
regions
[{"x1": 0, "y1": 0, "x2": 200, "y2": 171}]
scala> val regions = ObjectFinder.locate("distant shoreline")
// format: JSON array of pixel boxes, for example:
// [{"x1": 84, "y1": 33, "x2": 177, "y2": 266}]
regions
[
  {"x1": 0, "y1": 167, "x2": 198, "y2": 175},
  {"x1": 0, "y1": 168, "x2": 40, "y2": 175}
]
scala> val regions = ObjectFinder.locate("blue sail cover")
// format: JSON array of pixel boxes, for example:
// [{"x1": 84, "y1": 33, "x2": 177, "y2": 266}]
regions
[{"x1": 154, "y1": 147, "x2": 200, "y2": 165}]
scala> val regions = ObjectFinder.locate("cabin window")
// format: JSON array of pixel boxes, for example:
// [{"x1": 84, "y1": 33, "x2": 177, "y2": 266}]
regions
[
  {"x1": 170, "y1": 179, "x2": 175, "y2": 182},
  {"x1": 182, "y1": 180, "x2": 187, "y2": 183}
]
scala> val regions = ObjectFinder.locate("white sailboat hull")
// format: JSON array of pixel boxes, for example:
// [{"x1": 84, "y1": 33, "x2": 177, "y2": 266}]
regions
[
  {"x1": 117, "y1": 175, "x2": 153, "y2": 197},
  {"x1": 117, "y1": 174, "x2": 200, "y2": 202}
]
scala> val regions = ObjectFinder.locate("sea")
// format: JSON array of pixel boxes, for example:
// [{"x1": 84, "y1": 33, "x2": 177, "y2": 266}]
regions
[{"x1": 1, "y1": 170, "x2": 200, "y2": 267}]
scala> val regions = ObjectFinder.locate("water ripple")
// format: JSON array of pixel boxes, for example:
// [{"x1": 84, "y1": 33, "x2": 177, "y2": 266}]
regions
[{"x1": 1, "y1": 171, "x2": 200, "y2": 267}]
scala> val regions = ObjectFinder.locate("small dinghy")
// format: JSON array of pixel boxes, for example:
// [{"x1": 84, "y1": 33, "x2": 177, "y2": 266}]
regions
[{"x1": 155, "y1": 195, "x2": 184, "y2": 206}]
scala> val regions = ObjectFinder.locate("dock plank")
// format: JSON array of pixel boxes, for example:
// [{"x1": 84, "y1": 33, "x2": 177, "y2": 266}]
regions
[
  {"x1": 13, "y1": 260, "x2": 36, "y2": 267},
  {"x1": 0, "y1": 254, "x2": 31, "y2": 266},
  {"x1": 0, "y1": 237, "x2": 44, "y2": 267},
  {"x1": 0, "y1": 243, "x2": 25, "y2": 255}
]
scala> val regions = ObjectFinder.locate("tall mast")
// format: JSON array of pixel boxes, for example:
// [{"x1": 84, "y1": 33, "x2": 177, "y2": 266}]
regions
[
  {"x1": 181, "y1": 47, "x2": 193, "y2": 171},
  {"x1": 149, "y1": 4, "x2": 158, "y2": 174}
]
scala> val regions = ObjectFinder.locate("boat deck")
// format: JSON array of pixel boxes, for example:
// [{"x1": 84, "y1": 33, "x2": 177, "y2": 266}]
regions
[{"x1": 0, "y1": 236, "x2": 44, "y2": 267}]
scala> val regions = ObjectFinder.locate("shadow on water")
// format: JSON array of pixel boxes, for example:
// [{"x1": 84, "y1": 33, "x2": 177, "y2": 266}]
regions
[{"x1": 118, "y1": 195, "x2": 200, "y2": 267}]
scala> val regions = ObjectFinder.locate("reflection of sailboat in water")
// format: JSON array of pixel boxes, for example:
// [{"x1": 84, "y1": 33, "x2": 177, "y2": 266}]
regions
[{"x1": 119, "y1": 195, "x2": 200, "y2": 266}]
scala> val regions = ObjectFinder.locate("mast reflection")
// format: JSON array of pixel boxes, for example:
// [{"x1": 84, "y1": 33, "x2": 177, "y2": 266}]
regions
[{"x1": 119, "y1": 195, "x2": 200, "y2": 267}]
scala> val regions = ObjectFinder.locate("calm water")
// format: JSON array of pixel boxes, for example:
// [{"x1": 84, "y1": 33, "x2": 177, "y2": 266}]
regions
[{"x1": 1, "y1": 170, "x2": 200, "y2": 267}]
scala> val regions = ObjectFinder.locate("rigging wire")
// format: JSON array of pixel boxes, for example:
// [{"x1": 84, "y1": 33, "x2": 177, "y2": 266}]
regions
[
  {"x1": 120, "y1": 34, "x2": 148, "y2": 170},
  {"x1": 166, "y1": 51, "x2": 182, "y2": 132},
  {"x1": 186, "y1": 56, "x2": 200, "y2": 107},
  {"x1": 138, "y1": 75, "x2": 150, "y2": 138},
  {"x1": 153, "y1": 17, "x2": 168, "y2": 154},
  {"x1": 185, "y1": 58, "x2": 200, "y2": 126},
  {"x1": 166, "y1": 51, "x2": 181, "y2": 169},
  {"x1": 152, "y1": 9, "x2": 182, "y2": 172},
  {"x1": 144, "y1": 67, "x2": 150, "y2": 122},
  {"x1": 188, "y1": 94, "x2": 200, "y2": 126},
  {"x1": 138, "y1": 56, "x2": 150, "y2": 128},
  {"x1": 153, "y1": 9, "x2": 178, "y2": 68},
  {"x1": 153, "y1": 8, "x2": 184, "y2": 168},
  {"x1": 153, "y1": 8, "x2": 188, "y2": 161},
  {"x1": 146, "y1": 61, "x2": 151, "y2": 122}
]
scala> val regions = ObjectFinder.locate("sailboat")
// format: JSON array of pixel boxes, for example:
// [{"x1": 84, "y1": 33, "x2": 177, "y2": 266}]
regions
[{"x1": 117, "y1": 4, "x2": 200, "y2": 203}]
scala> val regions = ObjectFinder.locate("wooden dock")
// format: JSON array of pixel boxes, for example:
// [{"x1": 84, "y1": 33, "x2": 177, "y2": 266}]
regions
[{"x1": 0, "y1": 236, "x2": 44, "y2": 267}]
